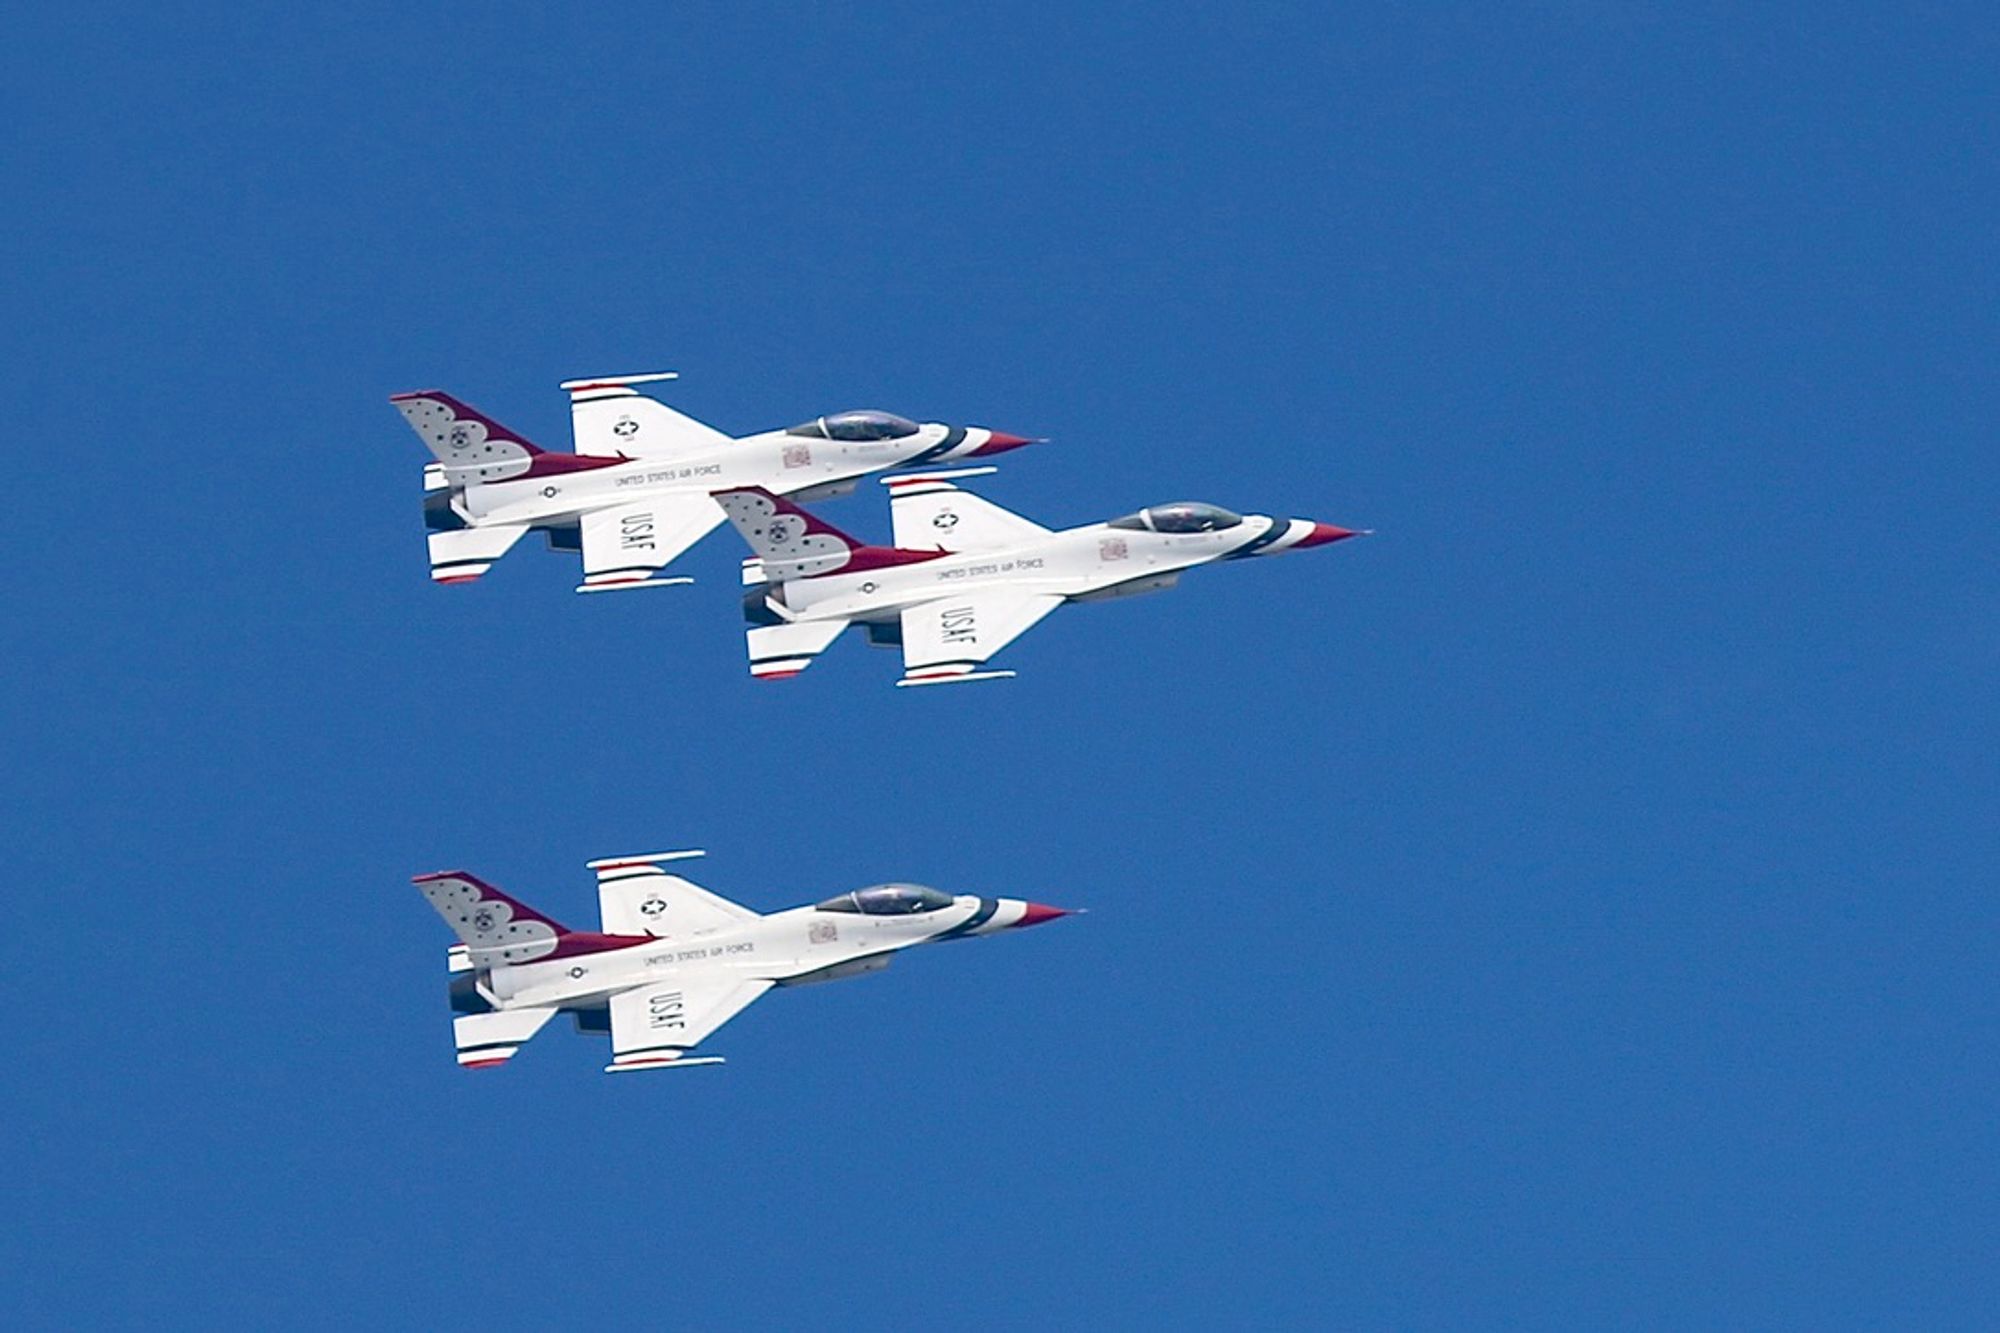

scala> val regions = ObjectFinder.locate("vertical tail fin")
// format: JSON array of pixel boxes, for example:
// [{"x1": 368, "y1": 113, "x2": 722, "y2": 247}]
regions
[
  {"x1": 392, "y1": 391, "x2": 548, "y2": 485},
  {"x1": 413, "y1": 870, "x2": 571, "y2": 967},
  {"x1": 712, "y1": 486, "x2": 941, "y2": 580}
]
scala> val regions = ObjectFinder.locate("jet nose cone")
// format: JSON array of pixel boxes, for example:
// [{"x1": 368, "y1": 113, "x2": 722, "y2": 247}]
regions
[
  {"x1": 1014, "y1": 902, "x2": 1072, "y2": 928},
  {"x1": 1295, "y1": 522, "x2": 1363, "y2": 548},
  {"x1": 967, "y1": 429, "x2": 1040, "y2": 456}
]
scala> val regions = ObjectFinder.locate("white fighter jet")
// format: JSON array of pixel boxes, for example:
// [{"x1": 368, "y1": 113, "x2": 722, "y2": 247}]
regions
[
  {"x1": 390, "y1": 372, "x2": 1037, "y2": 591},
  {"x1": 416, "y1": 850, "x2": 1071, "y2": 1072},
  {"x1": 717, "y1": 467, "x2": 1364, "y2": 685}
]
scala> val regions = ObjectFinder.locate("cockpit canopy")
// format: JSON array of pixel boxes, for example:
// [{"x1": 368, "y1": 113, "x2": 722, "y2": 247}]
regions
[
  {"x1": 816, "y1": 883, "x2": 957, "y2": 915},
  {"x1": 1107, "y1": 501, "x2": 1245, "y2": 534},
  {"x1": 786, "y1": 409, "x2": 923, "y2": 442}
]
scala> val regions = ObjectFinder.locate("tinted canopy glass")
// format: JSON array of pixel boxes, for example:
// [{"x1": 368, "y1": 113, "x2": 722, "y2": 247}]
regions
[
  {"x1": 1106, "y1": 502, "x2": 1244, "y2": 533},
  {"x1": 816, "y1": 884, "x2": 955, "y2": 915},
  {"x1": 788, "y1": 410, "x2": 921, "y2": 442}
]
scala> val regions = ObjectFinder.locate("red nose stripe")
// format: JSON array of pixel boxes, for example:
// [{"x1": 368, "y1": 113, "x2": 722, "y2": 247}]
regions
[
  {"x1": 1014, "y1": 902, "x2": 1070, "y2": 928},
  {"x1": 968, "y1": 430, "x2": 1037, "y2": 456},
  {"x1": 1294, "y1": 523, "x2": 1360, "y2": 548}
]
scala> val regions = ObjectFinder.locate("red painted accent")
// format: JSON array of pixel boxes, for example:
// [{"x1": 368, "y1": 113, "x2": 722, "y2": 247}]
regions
[
  {"x1": 715, "y1": 484, "x2": 946, "y2": 578},
  {"x1": 1014, "y1": 902, "x2": 1071, "y2": 928},
  {"x1": 390, "y1": 390, "x2": 546, "y2": 453},
  {"x1": 434, "y1": 575, "x2": 481, "y2": 584},
  {"x1": 967, "y1": 430, "x2": 1038, "y2": 456},
  {"x1": 517, "y1": 451, "x2": 625, "y2": 478},
  {"x1": 839, "y1": 545, "x2": 948, "y2": 574},
  {"x1": 461, "y1": 1058, "x2": 509, "y2": 1069},
  {"x1": 755, "y1": 670, "x2": 803, "y2": 681},
  {"x1": 1293, "y1": 522, "x2": 1360, "y2": 548},
  {"x1": 413, "y1": 869, "x2": 571, "y2": 932},
  {"x1": 545, "y1": 930, "x2": 656, "y2": 959}
]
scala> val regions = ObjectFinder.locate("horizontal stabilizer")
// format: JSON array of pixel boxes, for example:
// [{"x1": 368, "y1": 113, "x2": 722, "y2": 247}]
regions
[
  {"x1": 747, "y1": 620, "x2": 848, "y2": 680},
  {"x1": 454, "y1": 1006, "x2": 557, "y2": 1069},
  {"x1": 428, "y1": 523, "x2": 528, "y2": 584}
]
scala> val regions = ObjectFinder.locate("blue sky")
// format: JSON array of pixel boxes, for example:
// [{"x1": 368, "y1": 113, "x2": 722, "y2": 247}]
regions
[{"x1": 2, "y1": 3, "x2": 1993, "y2": 1327}]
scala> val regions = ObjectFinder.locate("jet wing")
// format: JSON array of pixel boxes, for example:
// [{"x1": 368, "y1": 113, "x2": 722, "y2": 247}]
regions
[
  {"x1": 897, "y1": 590, "x2": 1063, "y2": 686},
  {"x1": 565, "y1": 374, "x2": 734, "y2": 460},
  {"x1": 885, "y1": 469, "x2": 1050, "y2": 552},
  {"x1": 576, "y1": 493, "x2": 722, "y2": 591},
  {"x1": 589, "y1": 852, "x2": 761, "y2": 937},
  {"x1": 606, "y1": 977, "x2": 773, "y2": 1072}
]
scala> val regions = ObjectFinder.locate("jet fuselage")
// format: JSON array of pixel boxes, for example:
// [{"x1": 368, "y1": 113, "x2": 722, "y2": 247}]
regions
[
  {"x1": 479, "y1": 894, "x2": 1044, "y2": 1012},
  {"x1": 454, "y1": 424, "x2": 1016, "y2": 529},
  {"x1": 771, "y1": 514, "x2": 1304, "y2": 625}
]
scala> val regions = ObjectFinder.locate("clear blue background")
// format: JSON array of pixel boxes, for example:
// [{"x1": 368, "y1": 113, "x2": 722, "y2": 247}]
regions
[{"x1": 3, "y1": 4, "x2": 1993, "y2": 1327}]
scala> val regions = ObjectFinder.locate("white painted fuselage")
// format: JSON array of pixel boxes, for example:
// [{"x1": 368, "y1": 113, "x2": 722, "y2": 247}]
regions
[
  {"x1": 770, "y1": 514, "x2": 1311, "y2": 626},
  {"x1": 454, "y1": 424, "x2": 1014, "y2": 531},
  {"x1": 481, "y1": 893, "x2": 1040, "y2": 1012}
]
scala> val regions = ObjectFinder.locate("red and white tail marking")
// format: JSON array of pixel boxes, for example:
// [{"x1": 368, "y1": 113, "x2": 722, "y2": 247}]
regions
[
  {"x1": 713, "y1": 487, "x2": 942, "y2": 580},
  {"x1": 391, "y1": 391, "x2": 545, "y2": 485}
]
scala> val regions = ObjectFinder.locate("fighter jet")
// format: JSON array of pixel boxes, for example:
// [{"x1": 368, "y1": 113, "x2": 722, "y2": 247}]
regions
[
  {"x1": 416, "y1": 850, "x2": 1071, "y2": 1072},
  {"x1": 390, "y1": 372, "x2": 1037, "y2": 591},
  {"x1": 717, "y1": 467, "x2": 1364, "y2": 685}
]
